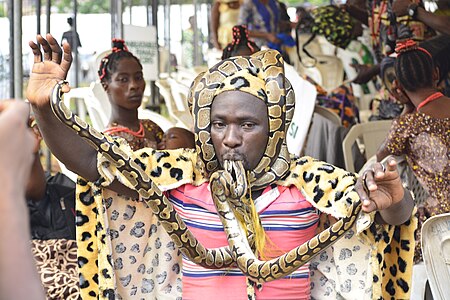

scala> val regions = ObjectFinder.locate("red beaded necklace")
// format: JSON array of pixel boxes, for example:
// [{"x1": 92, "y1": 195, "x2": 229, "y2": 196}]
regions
[
  {"x1": 417, "y1": 92, "x2": 444, "y2": 112},
  {"x1": 104, "y1": 122, "x2": 145, "y2": 138}
]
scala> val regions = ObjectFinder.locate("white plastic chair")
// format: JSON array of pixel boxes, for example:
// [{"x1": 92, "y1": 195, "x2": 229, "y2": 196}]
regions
[
  {"x1": 342, "y1": 120, "x2": 392, "y2": 173},
  {"x1": 155, "y1": 79, "x2": 193, "y2": 129},
  {"x1": 314, "y1": 105, "x2": 341, "y2": 126},
  {"x1": 314, "y1": 55, "x2": 345, "y2": 92}
]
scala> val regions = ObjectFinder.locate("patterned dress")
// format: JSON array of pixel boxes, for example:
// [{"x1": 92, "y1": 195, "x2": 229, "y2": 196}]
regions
[
  {"x1": 106, "y1": 119, "x2": 163, "y2": 151},
  {"x1": 385, "y1": 112, "x2": 450, "y2": 262},
  {"x1": 76, "y1": 119, "x2": 182, "y2": 299},
  {"x1": 238, "y1": 0, "x2": 280, "y2": 48}
]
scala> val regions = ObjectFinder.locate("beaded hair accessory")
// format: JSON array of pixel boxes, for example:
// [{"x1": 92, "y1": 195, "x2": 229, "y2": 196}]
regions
[
  {"x1": 221, "y1": 25, "x2": 258, "y2": 59},
  {"x1": 395, "y1": 39, "x2": 432, "y2": 58},
  {"x1": 98, "y1": 38, "x2": 130, "y2": 81}
]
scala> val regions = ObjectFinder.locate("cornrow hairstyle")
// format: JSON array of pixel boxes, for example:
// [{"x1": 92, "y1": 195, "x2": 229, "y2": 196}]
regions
[
  {"x1": 97, "y1": 38, "x2": 143, "y2": 83},
  {"x1": 395, "y1": 39, "x2": 434, "y2": 92},
  {"x1": 221, "y1": 25, "x2": 259, "y2": 59},
  {"x1": 420, "y1": 34, "x2": 450, "y2": 85}
]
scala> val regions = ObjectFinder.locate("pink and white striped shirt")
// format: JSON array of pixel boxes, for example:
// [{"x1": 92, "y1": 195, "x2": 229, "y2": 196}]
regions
[{"x1": 165, "y1": 182, "x2": 319, "y2": 300}]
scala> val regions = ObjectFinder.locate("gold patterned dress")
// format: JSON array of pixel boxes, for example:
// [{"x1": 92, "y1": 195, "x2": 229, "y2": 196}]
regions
[{"x1": 386, "y1": 112, "x2": 450, "y2": 262}]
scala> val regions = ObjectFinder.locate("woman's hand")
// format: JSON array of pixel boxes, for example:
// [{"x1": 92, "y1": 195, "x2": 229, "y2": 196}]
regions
[{"x1": 26, "y1": 34, "x2": 72, "y2": 109}]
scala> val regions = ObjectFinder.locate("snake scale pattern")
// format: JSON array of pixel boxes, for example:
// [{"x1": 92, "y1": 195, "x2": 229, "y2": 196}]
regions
[{"x1": 50, "y1": 49, "x2": 361, "y2": 284}]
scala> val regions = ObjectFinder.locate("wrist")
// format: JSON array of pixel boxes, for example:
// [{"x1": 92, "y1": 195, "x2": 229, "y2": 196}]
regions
[{"x1": 407, "y1": 2, "x2": 419, "y2": 19}]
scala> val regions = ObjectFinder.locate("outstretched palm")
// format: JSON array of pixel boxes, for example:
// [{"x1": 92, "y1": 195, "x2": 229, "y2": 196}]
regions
[{"x1": 26, "y1": 34, "x2": 72, "y2": 107}]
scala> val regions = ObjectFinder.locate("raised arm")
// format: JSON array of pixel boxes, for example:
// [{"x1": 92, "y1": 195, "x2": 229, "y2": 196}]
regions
[
  {"x1": 393, "y1": 0, "x2": 450, "y2": 35},
  {"x1": 27, "y1": 34, "x2": 98, "y2": 181},
  {"x1": 27, "y1": 34, "x2": 136, "y2": 197},
  {"x1": 211, "y1": 1, "x2": 222, "y2": 49}
]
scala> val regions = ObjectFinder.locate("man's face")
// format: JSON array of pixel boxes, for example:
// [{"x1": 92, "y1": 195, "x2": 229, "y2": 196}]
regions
[{"x1": 210, "y1": 91, "x2": 268, "y2": 170}]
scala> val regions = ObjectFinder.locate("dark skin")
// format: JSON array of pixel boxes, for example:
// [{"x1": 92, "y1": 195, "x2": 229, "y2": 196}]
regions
[
  {"x1": 392, "y1": 0, "x2": 450, "y2": 35},
  {"x1": 377, "y1": 66, "x2": 450, "y2": 162},
  {"x1": 211, "y1": 0, "x2": 241, "y2": 50},
  {"x1": 244, "y1": 0, "x2": 281, "y2": 44},
  {"x1": 0, "y1": 101, "x2": 45, "y2": 300},
  {"x1": 26, "y1": 34, "x2": 413, "y2": 225},
  {"x1": 101, "y1": 57, "x2": 145, "y2": 132},
  {"x1": 158, "y1": 127, "x2": 195, "y2": 150},
  {"x1": 343, "y1": 2, "x2": 381, "y2": 84}
]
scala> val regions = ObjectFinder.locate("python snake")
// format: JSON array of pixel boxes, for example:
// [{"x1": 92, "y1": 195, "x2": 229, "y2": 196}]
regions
[{"x1": 50, "y1": 75, "x2": 361, "y2": 283}]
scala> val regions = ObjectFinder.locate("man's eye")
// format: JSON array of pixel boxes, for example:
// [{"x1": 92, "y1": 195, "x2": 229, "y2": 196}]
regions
[
  {"x1": 242, "y1": 123, "x2": 255, "y2": 129},
  {"x1": 212, "y1": 121, "x2": 225, "y2": 128}
]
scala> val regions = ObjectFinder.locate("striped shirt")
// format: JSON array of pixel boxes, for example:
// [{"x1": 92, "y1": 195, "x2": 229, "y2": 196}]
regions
[{"x1": 166, "y1": 183, "x2": 319, "y2": 300}]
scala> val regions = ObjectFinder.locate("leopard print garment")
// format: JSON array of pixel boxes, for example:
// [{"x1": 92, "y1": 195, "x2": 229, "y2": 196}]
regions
[{"x1": 76, "y1": 50, "x2": 416, "y2": 299}]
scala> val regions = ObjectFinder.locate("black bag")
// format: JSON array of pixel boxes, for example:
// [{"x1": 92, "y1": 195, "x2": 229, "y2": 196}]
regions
[{"x1": 28, "y1": 172, "x2": 76, "y2": 240}]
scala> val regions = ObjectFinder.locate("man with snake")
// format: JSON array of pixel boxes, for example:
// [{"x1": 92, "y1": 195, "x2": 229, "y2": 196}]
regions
[{"x1": 26, "y1": 34, "x2": 416, "y2": 299}]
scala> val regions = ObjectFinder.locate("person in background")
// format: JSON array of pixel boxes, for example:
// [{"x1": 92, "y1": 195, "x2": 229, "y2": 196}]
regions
[
  {"x1": 0, "y1": 100, "x2": 44, "y2": 300},
  {"x1": 211, "y1": 0, "x2": 242, "y2": 50},
  {"x1": 376, "y1": 37, "x2": 450, "y2": 300},
  {"x1": 182, "y1": 16, "x2": 206, "y2": 68},
  {"x1": 376, "y1": 38, "x2": 450, "y2": 261},
  {"x1": 27, "y1": 34, "x2": 415, "y2": 299},
  {"x1": 221, "y1": 25, "x2": 260, "y2": 59},
  {"x1": 392, "y1": 0, "x2": 450, "y2": 35},
  {"x1": 61, "y1": 17, "x2": 82, "y2": 50},
  {"x1": 99, "y1": 39, "x2": 164, "y2": 150},
  {"x1": 238, "y1": 0, "x2": 281, "y2": 48},
  {"x1": 92, "y1": 38, "x2": 183, "y2": 298},
  {"x1": 158, "y1": 127, "x2": 195, "y2": 150}
]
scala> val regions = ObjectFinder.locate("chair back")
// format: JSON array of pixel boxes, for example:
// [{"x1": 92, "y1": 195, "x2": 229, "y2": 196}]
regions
[
  {"x1": 342, "y1": 120, "x2": 392, "y2": 173},
  {"x1": 313, "y1": 105, "x2": 341, "y2": 126},
  {"x1": 314, "y1": 55, "x2": 344, "y2": 92}
]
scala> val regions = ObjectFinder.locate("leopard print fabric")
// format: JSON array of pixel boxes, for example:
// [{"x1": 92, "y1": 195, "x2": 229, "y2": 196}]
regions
[
  {"x1": 68, "y1": 50, "x2": 417, "y2": 299},
  {"x1": 31, "y1": 239, "x2": 79, "y2": 299}
]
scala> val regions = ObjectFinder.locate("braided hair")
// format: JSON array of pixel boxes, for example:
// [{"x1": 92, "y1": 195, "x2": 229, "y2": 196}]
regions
[
  {"x1": 221, "y1": 25, "x2": 259, "y2": 59},
  {"x1": 394, "y1": 39, "x2": 434, "y2": 92},
  {"x1": 98, "y1": 38, "x2": 143, "y2": 83}
]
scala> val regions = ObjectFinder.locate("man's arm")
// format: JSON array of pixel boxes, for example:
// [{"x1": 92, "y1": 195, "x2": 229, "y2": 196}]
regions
[
  {"x1": 27, "y1": 34, "x2": 137, "y2": 198},
  {"x1": 0, "y1": 101, "x2": 45, "y2": 300},
  {"x1": 343, "y1": 2, "x2": 369, "y2": 26},
  {"x1": 211, "y1": 1, "x2": 222, "y2": 49},
  {"x1": 393, "y1": 0, "x2": 450, "y2": 35}
]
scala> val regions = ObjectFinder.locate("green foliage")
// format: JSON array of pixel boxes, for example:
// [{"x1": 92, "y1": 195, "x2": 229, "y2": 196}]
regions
[
  {"x1": 53, "y1": 0, "x2": 110, "y2": 14},
  {"x1": 0, "y1": 4, "x2": 5, "y2": 18}
]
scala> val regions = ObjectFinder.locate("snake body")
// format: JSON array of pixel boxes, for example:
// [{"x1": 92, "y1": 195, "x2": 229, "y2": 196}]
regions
[
  {"x1": 51, "y1": 81, "x2": 234, "y2": 270},
  {"x1": 50, "y1": 49, "x2": 362, "y2": 284}
]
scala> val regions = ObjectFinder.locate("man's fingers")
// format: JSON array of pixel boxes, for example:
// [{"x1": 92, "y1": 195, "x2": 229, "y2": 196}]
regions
[
  {"x1": 29, "y1": 41, "x2": 43, "y2": 63},
  {"x1": 61, "y1": 42, "x2": 73, "y2": 74},
  {"x1": 47, "y1": 34, "x2": 63, "y2": 64},
  {"x1": 38, "y1": 35, "x2": 52, "y2": 61}
]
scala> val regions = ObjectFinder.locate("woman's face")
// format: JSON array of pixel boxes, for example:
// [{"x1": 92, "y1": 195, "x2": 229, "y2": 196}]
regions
[{"x1": 104, "y1": 57, "x2": 145, "y2": 110}]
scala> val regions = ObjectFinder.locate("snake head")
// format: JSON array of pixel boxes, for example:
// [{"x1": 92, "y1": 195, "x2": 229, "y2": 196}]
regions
[{"x1": 224, "y1": 160, "x2": 247, "y2": 199}]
